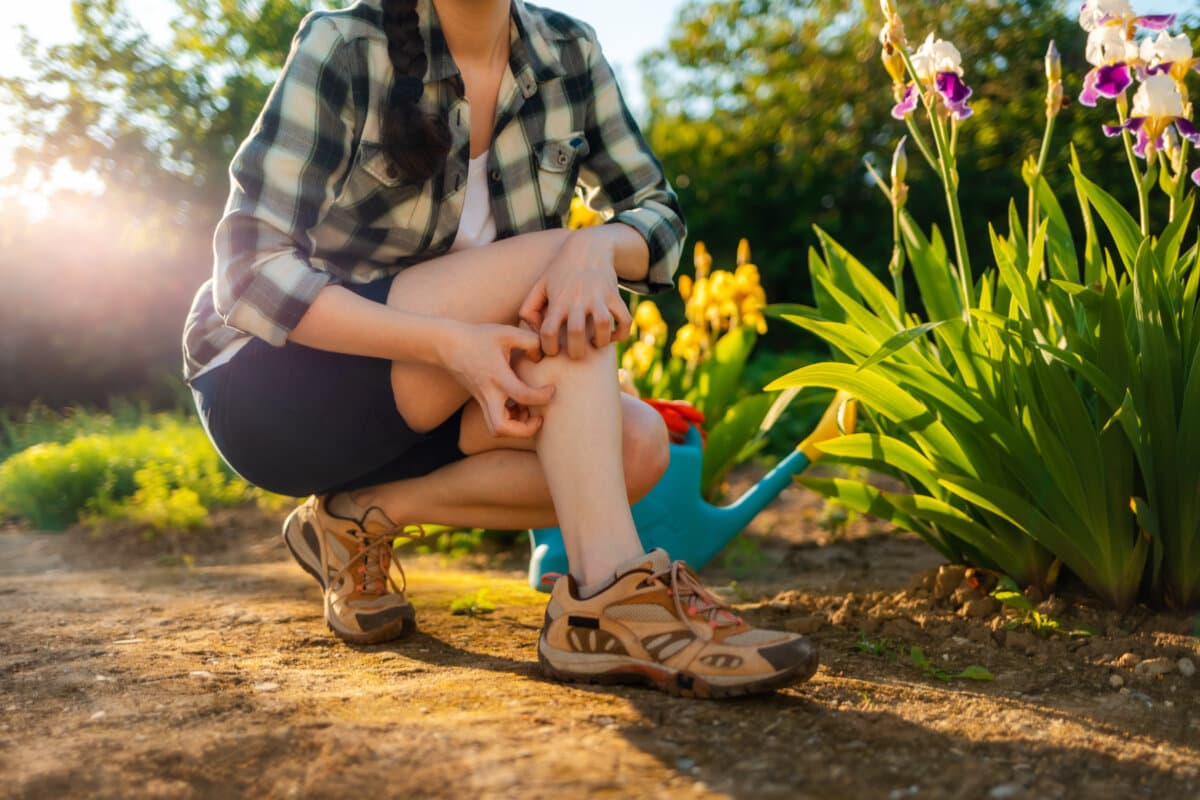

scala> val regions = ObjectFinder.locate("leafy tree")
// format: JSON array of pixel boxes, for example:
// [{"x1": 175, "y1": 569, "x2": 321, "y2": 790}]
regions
[
  {"x1": 641, "y1": 0, "x2": 1200, "y2": 305},
  {"x1": 1, "y1": 0, "x2": 326, "y2": 227}
]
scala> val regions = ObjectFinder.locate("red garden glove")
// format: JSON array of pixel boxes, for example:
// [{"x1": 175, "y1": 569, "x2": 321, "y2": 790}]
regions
[{"x1": 642, "y1": 399, "x2": 706, "y2": 446}]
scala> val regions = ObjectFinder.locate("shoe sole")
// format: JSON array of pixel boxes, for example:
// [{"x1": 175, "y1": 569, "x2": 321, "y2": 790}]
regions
[
  {"x1": 283, "y1": 501, "x2": 418, "y2": 646},
  {"x1": 327, "y1": 603, "x2": 418, "y2": 645},
  {"x1": 282, "y1": 502, "x2": 326, "y2": 589},
  {"x1": 537, "y1": 643, "x2": 819, "y2": 699}
]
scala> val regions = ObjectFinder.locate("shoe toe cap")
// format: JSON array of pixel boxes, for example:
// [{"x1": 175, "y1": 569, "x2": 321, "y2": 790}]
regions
[{"x1": 757, "y1": 635, "x2": 819, "y2": 675}]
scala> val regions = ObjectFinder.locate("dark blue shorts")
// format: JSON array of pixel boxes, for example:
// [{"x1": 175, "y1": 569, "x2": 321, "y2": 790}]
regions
[{"x1": 189, "y1": 276, "x2": 467, "y2": 497}]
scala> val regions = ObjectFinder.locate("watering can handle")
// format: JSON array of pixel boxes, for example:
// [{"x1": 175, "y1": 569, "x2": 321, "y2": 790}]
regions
[{"x1": 797, "y1": 391, "x2": 858, "y2": 460}]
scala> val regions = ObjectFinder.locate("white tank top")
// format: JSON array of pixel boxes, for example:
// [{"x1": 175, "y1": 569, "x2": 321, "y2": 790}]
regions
[{"x1": 450, "y1": 150, "x2": 497, "y2": 252}]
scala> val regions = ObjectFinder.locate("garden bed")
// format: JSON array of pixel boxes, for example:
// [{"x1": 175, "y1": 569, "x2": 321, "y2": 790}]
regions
[{"x1": 1, "y1": 478, "x2": 1196, "y2": 799}]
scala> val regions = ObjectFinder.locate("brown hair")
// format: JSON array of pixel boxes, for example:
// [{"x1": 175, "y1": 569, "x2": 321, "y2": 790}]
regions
[{"x1": 379, "y1": 0, "x2": 450, "y2": 181}]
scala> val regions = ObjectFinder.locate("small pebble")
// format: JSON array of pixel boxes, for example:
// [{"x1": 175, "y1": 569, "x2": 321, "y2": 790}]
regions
[
  {"x1": 253, "y1": 681, "x2": 280, "y2": 692},
  {"x1": 1115, "y1": 652, "x2": 1140, "y2": 669},
  {"x1": 961, "y1": 596, "x2": 1000, "y2": 618},
  {"x1": 1109, "y1": 673, "x2": 1124, "y2": 689},
  {"x1": 189, "y1": 670, "x2": 216, "y2": 680},
  {"x1": 87, "y1": 711, "x2": 106, "y2": 723},
  {"x1": 1134, "y1": 657, "x2": 1175, "y2": 678},
  {"x1": 1179, "y1": 658, "x2": 1196, "y2": 678},
  {"x1": 989, "y1": 783, "x2": 1024, "y2": 799}
]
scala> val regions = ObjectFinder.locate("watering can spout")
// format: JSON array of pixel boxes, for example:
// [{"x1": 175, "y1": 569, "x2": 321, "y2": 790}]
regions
[{"x1": 717, "y1": 391, "x2": 859, "y2": 530}]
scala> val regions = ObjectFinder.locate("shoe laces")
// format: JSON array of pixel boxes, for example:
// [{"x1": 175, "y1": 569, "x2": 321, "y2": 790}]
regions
[
  {"x1": 336, "y1": 523, "x2": 428, "y2": 597},
  {"x1": 656, "y1": 560, "x2": 743, "y2": 630}
]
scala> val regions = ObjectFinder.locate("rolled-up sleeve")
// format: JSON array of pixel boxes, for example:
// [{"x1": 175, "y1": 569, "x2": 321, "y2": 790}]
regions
[
  {"x1": 212, "y1": 16, "x2": 356, "y2": 346},
  {"x1": 577, "y1": 36, "x2": 687, "y2": 295}
]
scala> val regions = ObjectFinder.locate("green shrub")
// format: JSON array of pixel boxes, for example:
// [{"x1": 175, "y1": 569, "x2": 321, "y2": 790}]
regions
[{"x1": 0, "y1": 414, "x2": 259, "y2": 531}]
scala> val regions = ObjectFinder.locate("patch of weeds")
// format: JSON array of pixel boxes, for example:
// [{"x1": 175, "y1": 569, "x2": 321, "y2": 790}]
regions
[
  {"x1": 991, "y1": 577, "x2": 1096, "y2": 638},
  {"x1": 853, "y1": 633, "x2": 898, "y2": 659},
  {"x1": 449, "y1": 589, "x2": 495, "y2": 617},
  {"x1": 909, "y1": 647, "x2": 993, "y2": 682},
  {"x1": 719, "y1": 535, "x2": 770, "y2": 579}
]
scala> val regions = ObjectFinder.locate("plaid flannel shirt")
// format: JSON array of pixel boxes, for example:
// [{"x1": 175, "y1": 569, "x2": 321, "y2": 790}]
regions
[{"x1": 182, "y1": 0, "x2": 686, "y2": 381}]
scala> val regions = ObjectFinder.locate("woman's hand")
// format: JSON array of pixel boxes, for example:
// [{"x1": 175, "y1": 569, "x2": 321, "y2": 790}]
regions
[
  {"x1": 518, "y1": 229, "x2": 633, "y2": 359},
  {"x1": 437, "y1": 321, "x2": 555, "y2": 438}
]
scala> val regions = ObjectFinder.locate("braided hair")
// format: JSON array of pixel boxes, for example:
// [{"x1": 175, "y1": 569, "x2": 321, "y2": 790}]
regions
[{"x1": 380, "y1": 0, "x2": 450, "y2": 181}]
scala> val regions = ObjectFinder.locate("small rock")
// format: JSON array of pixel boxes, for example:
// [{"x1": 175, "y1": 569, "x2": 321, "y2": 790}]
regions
[
  {"x1": 1178, "y1": 658, "x2": 1196, "y2": 678},
  {"x1": 950, "y1": 583, "x2": 983, "y2": 607},
  {"x1": 1134, "y1": 657, "x2": 1175, "y2": 679},
  {"x1": 784, "y1": 616, "x2": 824, "y2": 635},
  {"x1": 87, "y1": 710, "x2": 106, "y2": 723},
  {"x1": 1006, "y1": 630, "x2": 1038, "y2": 653},
  {"x1": 989, "y1": 783, "x2": 1024, "y2": 799},
  {"x1": 933, "y1": 565, "x2": 968, "y2": 601},
  {"x1": 961, "y1": 597, "x2": 1000, "y2": 619},
  {"x1": 189, "y1": 670, "x2": 216, "y2": 680},
  {"x1": 253, "y1": 681, "x2": 280, "y2": 692},
  {"x1": 1115, "y1": 652, "x2": 1141, "y2": 669},
  {"x1": 907, "y1": 569, "x2": 936, "y2": 594},
  {"x1": 1109, "y1": 673, "x2": 1124, "y2": 689}
]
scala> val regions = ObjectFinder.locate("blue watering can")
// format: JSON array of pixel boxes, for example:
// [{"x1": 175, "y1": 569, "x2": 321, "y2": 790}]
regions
[{"x1": 527, "y1": 391, "x2": 858, "y2": 590}]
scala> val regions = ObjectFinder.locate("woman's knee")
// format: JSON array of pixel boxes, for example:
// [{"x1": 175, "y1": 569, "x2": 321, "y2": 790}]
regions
[{"x1": 621, "y1": 395, "x2": 670, "y2": 502}]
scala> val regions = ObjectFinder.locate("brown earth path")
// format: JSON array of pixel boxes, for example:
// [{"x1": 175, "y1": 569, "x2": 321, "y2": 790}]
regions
[{"x1": 1, "y1": 486, "x2": 1198, "y2": 800}]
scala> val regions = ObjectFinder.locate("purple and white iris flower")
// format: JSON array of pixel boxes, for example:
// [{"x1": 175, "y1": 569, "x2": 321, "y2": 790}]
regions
[
  {"x1": 1080, "y1": 25, "x2": 1140, "y2": 106},
  {"x1": 1140, "y1": 31, "x2": 1200, "y2": 86},
  {"x1": 1102, "y1": 74, "x2": 1200, "y2": 159},
  {"x1": 1079, "y1": 0, "x2": 1175, "y2": 36},
  {"x1": 891, "y1": 33, "x2": 973, "y2": 121}
]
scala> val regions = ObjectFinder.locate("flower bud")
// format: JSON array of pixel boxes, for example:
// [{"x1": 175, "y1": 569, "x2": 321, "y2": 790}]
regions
[
  {"x1": 890, "y1": 136, "x2": 908, "y2": 186},
  {"x1": 737, "y1": 238, "x2": 751, "y2": 266},
  {"x1": 880, "y1": 34, "x2": 908, "y2": 86},
  {"x1": 890, "y1": 136, "x2": 909, "y2": 208},
  {"x1": 693, "y1": 241, "x2": 712, "y2": 279},
  {"x1": 1046, "y1": 80, "x2": 1064, "y2": 119},
  {"x1": 1045, "y1": 40, "x2": 1061, "y2": 83}
]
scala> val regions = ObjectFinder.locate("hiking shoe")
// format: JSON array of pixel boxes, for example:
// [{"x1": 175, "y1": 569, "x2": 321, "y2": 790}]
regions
[
  {"x1": 282, "y1": 494, "x2": 418, "y2": 645},
  {"x1": 538, "y1": 550, "x2": 818, "y2": 698}
]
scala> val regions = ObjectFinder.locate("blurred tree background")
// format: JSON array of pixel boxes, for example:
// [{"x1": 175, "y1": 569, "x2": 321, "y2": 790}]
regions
[{"x1": 1, "y1": 0, "x2": 1197, "y2": 408}]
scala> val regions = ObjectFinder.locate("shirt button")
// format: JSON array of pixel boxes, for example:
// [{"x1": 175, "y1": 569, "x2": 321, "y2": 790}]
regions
[{"x1": 489, "y1": 169, "x2": 501, "y2": 183}]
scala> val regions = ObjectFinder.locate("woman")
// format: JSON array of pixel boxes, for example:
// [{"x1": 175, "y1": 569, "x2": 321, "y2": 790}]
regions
[{"x1": 182, "y1": 0, "x2": 817, "y2": 698}]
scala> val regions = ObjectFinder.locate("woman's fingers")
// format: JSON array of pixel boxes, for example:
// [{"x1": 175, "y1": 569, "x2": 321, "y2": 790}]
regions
[
  {"x1": 566, "y1": 304, "x2": 588, "y2": 359},
  {"x1": 590, "y1": 306, "x2": 614, "y2": 349},
  {"x1": 518, "y1": 280, "x2": 548, "y2": 332},
  {"x1": 609, "y1": 296, "x2": 633, "y2": 343},
  {"x1": 539, "y1": 304, "x2": 567, "y2": 357}
]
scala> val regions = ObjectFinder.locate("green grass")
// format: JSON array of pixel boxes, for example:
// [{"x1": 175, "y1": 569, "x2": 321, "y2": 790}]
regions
[{"x1": 0, "y1": 407, "x2": 267, "y2": 532}]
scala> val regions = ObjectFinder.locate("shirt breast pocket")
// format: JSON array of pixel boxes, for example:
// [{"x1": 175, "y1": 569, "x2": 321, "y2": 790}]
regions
[
  {"x1": 536, "y1": 134, "x2": 590, "y2": 221},
  {"x1": 335, "y1": 140, "x2": 425, "y2": 228}
]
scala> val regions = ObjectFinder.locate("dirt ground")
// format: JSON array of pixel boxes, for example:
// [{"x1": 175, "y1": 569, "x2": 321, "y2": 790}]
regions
[{"x1": 2, "y1": 478, "x2": 1198, "y2": 800}]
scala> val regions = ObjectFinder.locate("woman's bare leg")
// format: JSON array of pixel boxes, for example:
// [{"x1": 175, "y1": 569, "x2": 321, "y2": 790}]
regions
[
  {"x1": 351, "y1": 393, "x2": 668, "y2": 532},
  {"x1": 356, "y1": 229, "x2": 665, "y2": 586}
]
